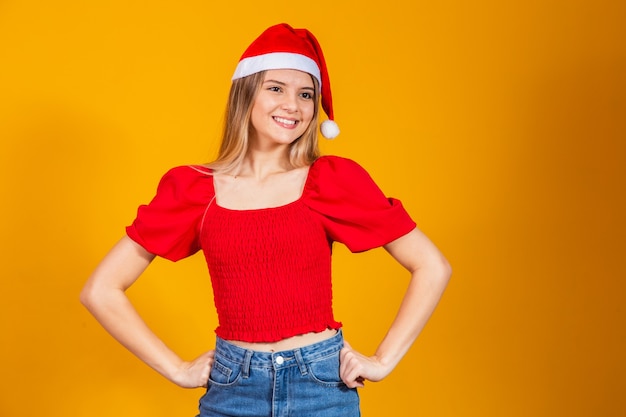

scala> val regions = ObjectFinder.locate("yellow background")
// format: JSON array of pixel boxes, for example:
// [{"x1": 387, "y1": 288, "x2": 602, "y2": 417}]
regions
[{"x1": 1, "y1": 1, "x2": 624, "y2": 416}]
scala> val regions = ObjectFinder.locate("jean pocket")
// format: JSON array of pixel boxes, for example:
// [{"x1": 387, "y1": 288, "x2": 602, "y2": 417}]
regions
[
  {"x1": 208, "y1": 355, "x2": 242, "y2": 387},
  {"x1": 307, "y1": 352, "x2": 345, "y2": 387}
]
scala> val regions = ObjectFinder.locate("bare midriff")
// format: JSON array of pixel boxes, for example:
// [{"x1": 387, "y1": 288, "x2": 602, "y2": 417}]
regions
[{"x1": 227, "y1": 328, "x2": 338, "y2": 352}]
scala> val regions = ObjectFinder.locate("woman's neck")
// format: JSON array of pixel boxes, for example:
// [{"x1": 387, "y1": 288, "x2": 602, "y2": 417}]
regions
[{"x1": 236, "y1": 148, "x2": 293, "y2": 180}]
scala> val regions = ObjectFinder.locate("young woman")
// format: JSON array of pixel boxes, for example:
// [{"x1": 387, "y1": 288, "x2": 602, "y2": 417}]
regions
[{"x1": 81, "y1": 23, "x2": 451, "y2": 417}]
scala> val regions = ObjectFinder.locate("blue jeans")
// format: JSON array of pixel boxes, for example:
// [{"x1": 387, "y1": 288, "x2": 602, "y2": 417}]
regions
[{"x1": 197, "y1": 330, "x2": 360, "y2": 417}]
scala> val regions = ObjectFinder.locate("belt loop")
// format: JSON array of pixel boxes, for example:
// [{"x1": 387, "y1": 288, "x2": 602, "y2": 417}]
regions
[
  {"x1": 294, "y1": 349, "x2": 308, "y2": 376},
  {"x1": 242, "y1": 350, "x2": 253, "y2": 379}
]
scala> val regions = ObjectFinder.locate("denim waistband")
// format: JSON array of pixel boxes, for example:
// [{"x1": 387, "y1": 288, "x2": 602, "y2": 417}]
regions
[{"x1": 214, "y1": 330, "x2": 344, "y2": 375}]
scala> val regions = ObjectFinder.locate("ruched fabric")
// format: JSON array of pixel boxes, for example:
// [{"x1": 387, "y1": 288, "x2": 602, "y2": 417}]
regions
[{"x1": 126, "y1": 156, "x2": 416, "y2": 342}]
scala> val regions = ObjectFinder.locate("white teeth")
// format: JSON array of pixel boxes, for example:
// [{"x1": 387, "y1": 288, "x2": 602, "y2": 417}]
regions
[{"x1": 274, "y1": 116, "x2": 296, "y2": 125}]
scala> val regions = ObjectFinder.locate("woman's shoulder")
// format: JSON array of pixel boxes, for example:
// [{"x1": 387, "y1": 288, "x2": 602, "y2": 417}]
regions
[
  {"x1": 308, "y1": 155, "x2": 374, "y2": 186},
  {"x1": 312, "y1": 154, "x2": 359, "y2": 166},
  {"x1": 303, "y1": 155, "x2": 415, "y2": 252},
  {"x1": 310, "y1": 155, "x2": 368, "y2": 175},
  {"x1": 162, "y1": 164, "x2": 212, "y2": 177},
  {"x1": 151, "y1": 164, "x2": 215, "y2": 204},
  {"x1": 303, "y1": 155, "x2": 382, "y2": 202},
  {"x1": 156, "y1": 164, "x2": 213, "y2": 185}
]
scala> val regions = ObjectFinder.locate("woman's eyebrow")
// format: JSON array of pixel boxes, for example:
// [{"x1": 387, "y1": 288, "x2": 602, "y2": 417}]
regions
[
  {"x1": 263, "y1": 79, "x2": 315, "y2": 90},
  {"x1": 263, "y1": 79, "x2": 286, "y2": 85}
]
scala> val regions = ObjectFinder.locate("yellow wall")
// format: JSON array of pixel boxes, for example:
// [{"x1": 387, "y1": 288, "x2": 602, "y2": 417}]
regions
[{"x1": 1, "y1": 1, "x2": 624, "y2": 416}]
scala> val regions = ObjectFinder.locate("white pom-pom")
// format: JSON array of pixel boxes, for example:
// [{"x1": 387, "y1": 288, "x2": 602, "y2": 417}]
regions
[{"x1": 320, "y1": 120, "x2": 340, "y2": 139}]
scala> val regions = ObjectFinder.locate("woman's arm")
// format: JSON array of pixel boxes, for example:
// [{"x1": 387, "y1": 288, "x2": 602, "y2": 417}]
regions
[
  {"x1": 80, "y1": 235, "x2": 214, "y2": 388},
  {"x1": 339, "y1": 228, "x2": 452, "y2": 388}
]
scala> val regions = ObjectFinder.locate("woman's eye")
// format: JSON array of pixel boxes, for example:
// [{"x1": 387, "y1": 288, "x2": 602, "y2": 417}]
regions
[
  {"x1": 300, "y1": 92, "x2": 313, "y2": 99},
  {"x1": 268, "y1": 86, "x2": 281, "y2": 92}
]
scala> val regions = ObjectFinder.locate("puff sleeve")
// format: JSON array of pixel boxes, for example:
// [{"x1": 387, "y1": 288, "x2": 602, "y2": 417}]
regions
[
  {"x1": 305, "y1": 156, "x2": 416, "y2": 252},
  {"x1": 126, "y1": 165, "x2": 214, "y2": 261}
]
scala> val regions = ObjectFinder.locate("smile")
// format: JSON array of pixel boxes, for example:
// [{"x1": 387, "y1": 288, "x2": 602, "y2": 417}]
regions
[{"x1": 273, "y1": 116, "x2": 298, "y2": 126}]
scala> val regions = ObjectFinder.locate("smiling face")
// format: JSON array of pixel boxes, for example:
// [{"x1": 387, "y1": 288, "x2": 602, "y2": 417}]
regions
[{"x1": 249, "y1": 69, "x2": 316, "y2": 150}]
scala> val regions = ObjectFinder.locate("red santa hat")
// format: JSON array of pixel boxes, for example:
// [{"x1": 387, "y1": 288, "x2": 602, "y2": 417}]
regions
[{"x1": 232, "y1": 23, "x2": 340, "y2": 139}]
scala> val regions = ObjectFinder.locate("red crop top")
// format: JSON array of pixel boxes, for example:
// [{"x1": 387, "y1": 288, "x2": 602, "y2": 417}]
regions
[{"x1": 126, "y1": 155, "x2": 416, "y2": 342}]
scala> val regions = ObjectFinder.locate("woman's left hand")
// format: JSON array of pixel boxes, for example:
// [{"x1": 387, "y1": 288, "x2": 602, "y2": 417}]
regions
[{"x1": 339, "y1": 341, "x2": 389, "y2": 388}]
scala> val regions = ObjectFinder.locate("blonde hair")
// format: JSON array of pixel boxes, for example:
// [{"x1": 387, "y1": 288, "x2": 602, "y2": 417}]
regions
[{"x1": 207, "y1": 71, "x2": 321, "y2": 174}]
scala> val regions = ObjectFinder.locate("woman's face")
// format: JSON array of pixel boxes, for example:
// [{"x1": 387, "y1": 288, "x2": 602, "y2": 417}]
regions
[{"x1": 249, "y1": 69, "x2": 316, "y2": 149}]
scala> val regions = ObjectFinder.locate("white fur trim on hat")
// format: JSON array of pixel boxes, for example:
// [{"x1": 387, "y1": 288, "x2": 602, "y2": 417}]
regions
[{"x1": 232, "y1": 52, "x2": 322, "y2": 85}]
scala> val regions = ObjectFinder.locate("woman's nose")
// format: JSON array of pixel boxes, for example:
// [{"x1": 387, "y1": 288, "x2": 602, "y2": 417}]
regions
[{"x1": 281, "y1": 93, "x2": 298, "y2": 112}]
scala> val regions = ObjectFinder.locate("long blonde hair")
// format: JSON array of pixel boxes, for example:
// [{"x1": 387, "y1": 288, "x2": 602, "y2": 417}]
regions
[{"x1": 207, "y1": 71, "x2": 321, "y2": 174}]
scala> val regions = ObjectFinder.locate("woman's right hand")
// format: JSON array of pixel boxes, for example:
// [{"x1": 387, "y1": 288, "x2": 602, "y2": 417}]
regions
[{"x1": 172, "y1": 350, "x2": 216, "y2": 388}]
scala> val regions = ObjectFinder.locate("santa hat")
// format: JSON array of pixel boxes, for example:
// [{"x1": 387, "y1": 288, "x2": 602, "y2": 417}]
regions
[{"x1": 232, "y1": 23, "x2": 340, "y2": 139}]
